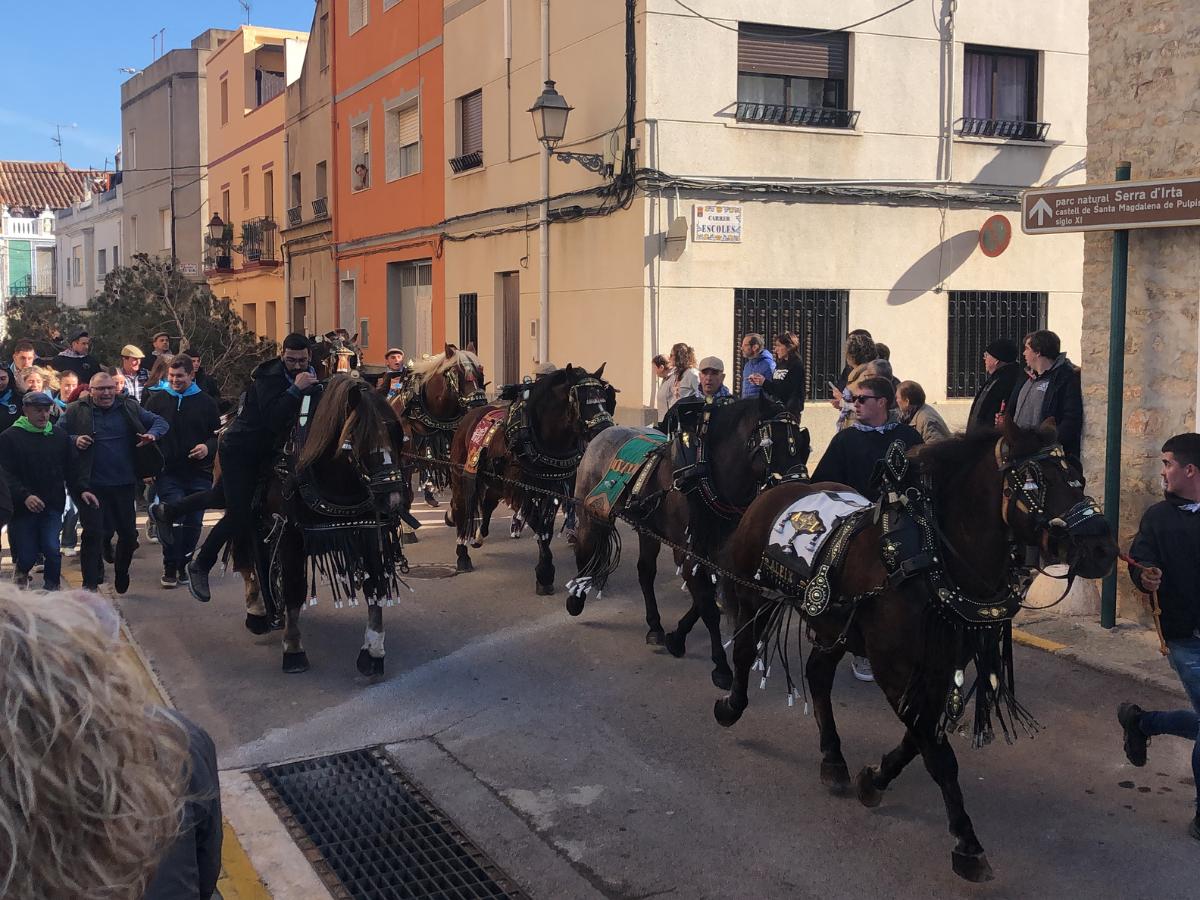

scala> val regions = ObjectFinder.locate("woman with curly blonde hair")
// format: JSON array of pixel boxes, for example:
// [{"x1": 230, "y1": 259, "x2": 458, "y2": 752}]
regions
[
  {"x1": 17, "y1": 364, "x2": 58, "y2": 396},
  {"x1": 0, "y1": 586, "x2": 207, "y2": 900},
  {"x1": 661, "y1": 342, "x2": 700, "y2": 412}
]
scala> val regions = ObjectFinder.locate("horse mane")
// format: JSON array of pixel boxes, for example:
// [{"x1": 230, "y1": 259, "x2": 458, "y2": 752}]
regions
[
  {"x1": 409, "y1": 347, "x2": 484, "y2": 380},
  {"x1": 297, "y1": 374, "x2": 395, "y2": 472},
  {"x1": 912, "y1": 424, "x2": 1053, "y2": 486}
]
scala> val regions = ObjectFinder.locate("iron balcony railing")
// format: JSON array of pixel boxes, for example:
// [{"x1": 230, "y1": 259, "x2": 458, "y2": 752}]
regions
[
  {"x1": 448, "y1": 150, "x2": 483, "y2": 173},
  {"x1": 7, "y1": 274, "x2": 55, "y2": 298},
  {"x1": 311, "y1": 196, "x2": 328, "y2": 219},
  {"x1": 240, "y1": 216, "x2": 279, "y2": 264},
  {"x1": 957, "y1": 118, "x2": 1050, "y2": 141},
  {"x1": 286, "y1": 205, "x2": 302, "y2": 227},
  {"x1": 735, "y1": 102, "x2": 860, "y2": 129}
]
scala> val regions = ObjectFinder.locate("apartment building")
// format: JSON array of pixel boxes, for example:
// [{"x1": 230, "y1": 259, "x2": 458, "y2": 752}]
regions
[
  {"x1": 204, "y1": 25, "x2": 309, "y2": 343},
  {"x1": 56, "y1": 173, "x2": 124, "y2": 307},
  {"x1": 440, "y1": 0, "x2": 1088, "y2": 438},
  {"x1": 331, "y1": 0, "x2": 445, "y2": 363}
]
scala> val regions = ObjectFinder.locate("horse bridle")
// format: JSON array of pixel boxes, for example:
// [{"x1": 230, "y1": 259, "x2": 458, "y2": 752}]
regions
[
  {"x1": 443, "y1": 362, "x2": 487, "y2": 412},
  {"x1": 996, "y1": 442, "x2": 1103, "y2": 539},
  {"x1": 569, "y1": 376, "x2": 614, "y2": 435},
  {"x1": 748, "y1": 410, "x2": 810, "y2": 488}
]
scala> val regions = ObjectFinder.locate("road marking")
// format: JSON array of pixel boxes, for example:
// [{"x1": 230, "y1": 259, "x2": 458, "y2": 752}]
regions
[{"x1": 1012, "y1": 628, "x2": 1067, "y2": 653}]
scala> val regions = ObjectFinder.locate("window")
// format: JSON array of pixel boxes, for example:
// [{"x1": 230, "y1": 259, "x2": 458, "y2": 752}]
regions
[
  {"x1": 71, "y1": 246, "x2": 82, "y2": 286},
  {"x1": 293, "y1": 296, "x2": 308, "y2": 333},
  {"x1": 263, "y1": 169, "x2": 274, "y2": 217},
  {"x1": 221, "y1": 188, "x2": 231, "y2": 221},
  {"x1": 315, "y1": 160, "x2": 327, "y2": 198},
  {"x1": 130, "y1": 215, "x2": 137, "y2": 253},
  {"x1": 242, "y1": 169, "x2": 250, "y2": 208},
  {"x1": 736, "y1": 24, "x2": 855, "y2": 128},
  {"x1": 319, "y1": 13, "x2": 329, "y2": 69},
  {"x1": 339, "y1": 276, "x2": 358, "y2": 331},
  {"x1": 112, "y1": 245, "x2": 119, "y2": 267},
  {"x1": 961, "y1": 46, "x2": 1043, "y2": 140},
  {"x1": 289, "y1": 172, "x2": 302, "y2": 225},
  {"x1": 350, "y1": 120, "x2": 370, "y2": 191},
  {"x1": 459, "y1": 292, "x2": 478, "y2": 350},
  {"x1": 160, "y1": 207, "x2": 171, "y2": 251},
  {"x1": 947, "y1": 291, "x2": 1047, "y2": 398},
  {"x1": 359, "y1": 317, "x2": 369, "y2": 348},
  {"x1": 732, "y1": 288, "x2": 847, "y2": 401},
  {"x1": 220, "y1": 78, "x2": 229, "y2": 125},
  {"x1": 349, "y1": 0, "x2": 368, "y2": 34},
  {"x1": 98, "y1": 248, "x2": 107, "y2": 275},
  {"x1": 255, "y1": 69, "x2": 286, "y2": 106},
  {"x1": 126, "y1": 130, "x2": 136, "y2": 169},
  {"x1": 243, "y1": 302, "x2": 258, "y2": 335},
  {"x1": 450, "y1": 90, "x2": 483, "y2": 172},
  {"x1": 385, "y1": 99, "x2": 421, "y2": 181},
  {"x1": 265, "y1": 300, "x2": 278, "y2": 341}
]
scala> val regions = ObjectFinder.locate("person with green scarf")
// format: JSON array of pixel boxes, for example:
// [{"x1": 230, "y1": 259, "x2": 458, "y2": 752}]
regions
[{"x1": 0, "y1": 392, "x2": 97, "y2": 589}]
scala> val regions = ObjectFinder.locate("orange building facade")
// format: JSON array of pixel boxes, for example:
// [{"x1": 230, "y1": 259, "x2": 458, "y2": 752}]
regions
[{"x1": 331, "y1": 0, "x2": 445, "y2": 363}]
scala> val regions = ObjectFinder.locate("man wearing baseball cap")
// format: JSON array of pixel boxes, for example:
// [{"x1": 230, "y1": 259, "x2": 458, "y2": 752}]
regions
[
  {"x1": 697, "y1": 356, "x2": 732, "y2": 400},
  {"x1": 967, "y1": 338, "x2": 1022, "y2": 432},
  {"x1": 49, "y1": 328, "x2": 101, "y2": 383},
  {"x1": 119, "y1": 344, "x2": 151, "y2": 402}
]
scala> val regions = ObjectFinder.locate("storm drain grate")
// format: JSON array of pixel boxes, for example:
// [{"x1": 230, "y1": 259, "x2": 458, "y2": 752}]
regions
[{"x1": 254, "y1": 747, "x2": 526, "y2": 900}]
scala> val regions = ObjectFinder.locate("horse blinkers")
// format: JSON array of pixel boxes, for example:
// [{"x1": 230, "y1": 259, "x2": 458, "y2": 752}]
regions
[
  {"x1": 749, "y1": 413, "x2": 809, "y2": 487},
  {"x1": 570, "y1": 377, "x2": 614, "y2": 437}
]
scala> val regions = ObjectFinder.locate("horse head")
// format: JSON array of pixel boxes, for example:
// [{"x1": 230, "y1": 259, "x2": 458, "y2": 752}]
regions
[
  {"x1": 995, "y1": 416, "x2": 1116, "y2": 580},
  {"x1": 563, "y1": 363, "x2": 614, "y2": 439},
  {"x1": 709, "y1": 397, "x2": 811, "y2": 506}
]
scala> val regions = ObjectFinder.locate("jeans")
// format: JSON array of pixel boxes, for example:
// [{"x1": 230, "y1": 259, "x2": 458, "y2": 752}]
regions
[
  {"x1": 9, "y1": 509, "x2": 63, "y2": 590},
  {"x1": 157, "y1": 471, "x2": 213, "y2": 570},
  {"x1": 79, "y1": 484, "x2": 137, "y2": 588},
  {"x1": 1139, "y1": 635, "x2": 1200, "y2": 811}
]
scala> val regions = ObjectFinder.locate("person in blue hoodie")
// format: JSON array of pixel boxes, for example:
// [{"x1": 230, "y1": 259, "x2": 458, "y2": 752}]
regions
[
  {"x1": 738, "y1": 333, "x2": 776, "y2": 399},
  {"x1": 142, "y1": 355, "x2": 220, "y2": 588}
]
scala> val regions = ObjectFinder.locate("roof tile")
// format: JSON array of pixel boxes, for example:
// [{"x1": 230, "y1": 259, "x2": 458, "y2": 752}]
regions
[{"x1": 0, "y1": 161, "x2": 104, "y2": 213}]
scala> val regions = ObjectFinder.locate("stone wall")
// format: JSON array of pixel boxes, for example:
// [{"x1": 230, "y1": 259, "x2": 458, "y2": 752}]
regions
[{"x1": 1082, "y1": 0, "x2": 1200, "y2": 617}]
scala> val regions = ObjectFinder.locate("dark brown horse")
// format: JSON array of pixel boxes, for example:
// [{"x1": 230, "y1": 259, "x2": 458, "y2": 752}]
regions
[
  {"x1": 389, "y1": 344, "x2": 486, "y2": 506},
  {"x1": 714, "y1": 419, "x2": 1117, "y2": 881},
  {"x1": 566, "y1": 396, "x2": 809, "y2": 689},
  {"x1": 448, "y1": 364, "x2": 613, "y2": 594}
]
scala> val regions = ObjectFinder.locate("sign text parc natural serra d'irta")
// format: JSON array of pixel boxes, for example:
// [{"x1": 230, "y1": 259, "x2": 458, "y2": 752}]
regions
[{"x1": 1022, "y1": 177, "x2": 1200, "y2": 234}]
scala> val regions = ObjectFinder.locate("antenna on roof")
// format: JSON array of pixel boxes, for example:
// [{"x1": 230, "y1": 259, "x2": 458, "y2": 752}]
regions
[
  {"x1": 51, "y1": 123, "x2": 78, "y2": 163},
  {"x1": 239, "y1": 1, "x2": 252, "y2": 24}
]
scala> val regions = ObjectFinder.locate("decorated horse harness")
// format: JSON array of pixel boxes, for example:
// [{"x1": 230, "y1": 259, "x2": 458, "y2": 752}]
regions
[{"x1": 400, "y1": 364, "x2": 488, "y2": 491}]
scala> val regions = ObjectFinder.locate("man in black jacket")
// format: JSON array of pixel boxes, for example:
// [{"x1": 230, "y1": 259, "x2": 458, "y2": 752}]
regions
[
  {"x1": 143, "y1": 355, "x2": 220, "y2": 588},
  {"x1": 967, "y1": 338, "x2": 1022, "y2": 432},
  {"x1": 49, "y1": 327, "x2": 102, "y2": 383},
  {"x1": 1117, "y1": 432, "x2": 1200, "y2": 841},
  {"x1": 185, "y1": 350, "x2": 222, "y2": 402},
  {"x1": 1008, "y1": 330, "x2": 1084, "y2": 464},
  {"x1": 180, "y1": 333, "x2": 320, "y2": 601},
  {"x1": 0, "y1": 391, "x2": 98, "y2": 589},
  {"x1": 0, "y1": 368, "x2": 20, "y2": 432}
]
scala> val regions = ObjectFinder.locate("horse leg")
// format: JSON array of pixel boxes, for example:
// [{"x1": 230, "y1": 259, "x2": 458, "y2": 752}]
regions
[
  {"x1": 280, "y1": 530, "x2": 310, "y2": 673},
  {"x1": 915, "y1": 731, "x2": 993, "y2": 882},
  {"x1": 714, "y1": 595, "x2": 768, "y2": 727},
  {"x1": 693, "y1": 574, "x2": 732, "y2": 690},
  {"x1": 855, "y1": 728, "x2": 921, "y2": 808},
  {"x1": 240, "y1": 533, "x2": 271, "y2": 636},
  {"x1": 477, "y1": 491, "x2": 500, "y2": 543},
  {"x1": 534, "y1": 528, "x2": 555, "y2": 596},
  {"x1": 637, "y1": 534, "x2": 664, "y2": 644},
  {"x1": 662, "y1": 560, "x2": 704, "y2": 659},
  {"x1": 806, "y1": 646, "x2": 851, "y2": 794},
  {"x1": 356, "y1": 600, "x2": 386, "y2": 680}
]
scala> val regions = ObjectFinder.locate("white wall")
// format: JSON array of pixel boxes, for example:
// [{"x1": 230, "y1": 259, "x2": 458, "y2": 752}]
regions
[{"x1": 56, "y1": 187, "x2": 123, "y2": 308}]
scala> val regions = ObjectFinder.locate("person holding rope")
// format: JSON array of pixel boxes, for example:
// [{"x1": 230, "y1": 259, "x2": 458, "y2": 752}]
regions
[{"x1": 1117, "y1": 432, "x2": 1200, "y2": 842}]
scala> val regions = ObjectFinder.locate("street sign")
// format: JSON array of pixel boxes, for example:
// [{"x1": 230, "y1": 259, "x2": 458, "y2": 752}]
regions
[
  {"x1": 978, "y1": 214, "x2": 1012, "y2": 257},
  {"x1": 1022, "y1": 176, "x2": 1200, "y2": 234}
]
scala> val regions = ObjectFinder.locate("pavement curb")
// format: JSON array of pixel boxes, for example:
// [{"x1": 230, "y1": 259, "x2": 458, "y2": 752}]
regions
[{"x1": 1012, "y1": 625, "x2": 1187, "y2": 700}]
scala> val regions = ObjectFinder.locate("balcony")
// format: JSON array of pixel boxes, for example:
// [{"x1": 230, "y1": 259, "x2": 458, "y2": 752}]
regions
[
  {"x1": 735, "y1": 102, "x2": 860, "y2": 129},
  {"x1": 286, "y1": 205, "x2": 302, "y2": 227},
  {"x1": 311, "y1": 196, "x2": 328, "y2": 219},
  {"x1": 449, "y1": 150, "x2": 483, "y2": 174},
  {"x1": 7, "y1": 274, "x2": 55, "y2": 298},
  {"x1": 957, "y1": 118, "x2": 1050, "y2": 142},
  {"x1": 240, "y1": 216, "x2": 279, "y2": 266}
]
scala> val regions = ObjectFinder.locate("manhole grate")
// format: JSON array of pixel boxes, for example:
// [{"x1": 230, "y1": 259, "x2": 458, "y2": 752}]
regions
[
  {"x1": 403, "y1": 565, "x2": 458, "y2": 579},
  {"x1": 254, "y1": 747, "x2": 526, "y2": 900}
]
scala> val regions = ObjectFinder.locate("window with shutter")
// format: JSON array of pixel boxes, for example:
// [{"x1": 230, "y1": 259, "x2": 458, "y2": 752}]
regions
[
  {"x1": 351, "y1": 120, "x2": 370, "y2": 191},
  {"x1": 959, "y1": 46, "x2": 1045, "y2": 140},
  {"x1": 460, "y1": 90, "x2": 482, "y2": 155},
  {"x1": 349, "y1": 0, "x2": 369, "y2": 34},
  {"x1": 735, "y1": 23, "x2": 857, "y2": 128},
  {"x1": 386, "y1": 99, "x2": 421, "y2": 181}
]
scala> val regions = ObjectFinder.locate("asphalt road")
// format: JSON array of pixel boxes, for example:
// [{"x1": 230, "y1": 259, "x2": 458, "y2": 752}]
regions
[{"x1": 115, "y1": 505, "x2": 1198, "y2": 900}]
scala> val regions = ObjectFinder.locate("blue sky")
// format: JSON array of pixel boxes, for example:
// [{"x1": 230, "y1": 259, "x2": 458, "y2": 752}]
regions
[{"x1": 0, "y1": 1, "x2": 314, "y2": 170}]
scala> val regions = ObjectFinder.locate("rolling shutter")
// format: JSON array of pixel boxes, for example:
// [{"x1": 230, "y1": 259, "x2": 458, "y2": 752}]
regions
[
  {"x1": 397, "y1": 103, "x2": 420, "y2": 148},
  {"x1": 737, "y1": 24, "x2": 848, "y2": 80},
  {"x1": 460, "y1": 90, "x2": 483, "y2": 155}
]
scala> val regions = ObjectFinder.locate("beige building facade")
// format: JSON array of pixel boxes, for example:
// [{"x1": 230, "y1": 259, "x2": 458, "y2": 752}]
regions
[
  {"x1": 441, "y1": 0, "x2": 1089, "y2": 446},
  {"x1": 121, "y1": 30, "x2": 234, "y2": 277},
  {"x1": 1081, "y1": 0, "x2": 1200, "y2": 617},
  {"x1": 282, "y1": 0, "x2": 335, "y2": 338}
]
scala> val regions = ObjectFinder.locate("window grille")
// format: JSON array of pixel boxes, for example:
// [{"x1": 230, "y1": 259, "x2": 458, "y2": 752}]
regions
[
  {"x1": 459, "y1": 293, "x2": 478, "y2": 350},
  {"x1": 732, "y1": 288, "x2": 847, "y2": 401},
  {"x1": 946, "y1": 290, "x2": 1046, "y2": 398}
]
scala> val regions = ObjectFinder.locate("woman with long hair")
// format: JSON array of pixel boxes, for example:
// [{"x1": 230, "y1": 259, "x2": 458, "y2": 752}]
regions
[
  {"x1": 761, "y1": 331, "x2": 806, "y2": 412},
  {"x1": 661, "y1": 342, "x2": 699, "y2": 414}
]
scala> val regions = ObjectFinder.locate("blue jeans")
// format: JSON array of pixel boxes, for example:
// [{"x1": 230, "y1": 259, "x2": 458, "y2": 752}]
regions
[
  {"x1": 156, "y1": 471, "x2": 213, "y2": 570},
  {"x1": 9, "y1": 509, "x2": 64, "y2": 590},
  {"x1": 1139, "y1": 635, "x2": 1200, "y2": 811}
]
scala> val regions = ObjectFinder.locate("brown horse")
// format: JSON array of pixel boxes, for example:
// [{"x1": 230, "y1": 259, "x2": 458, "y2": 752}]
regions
[
  {"x1": 389, "y1": 344, "x2": 486, "y2": 506},
  {"x1": 714, "y1": 419, "x2": 1117, "y2": 881},
  {"x1": 448, "y1": 364, "x2": 613, "y2": 594}
]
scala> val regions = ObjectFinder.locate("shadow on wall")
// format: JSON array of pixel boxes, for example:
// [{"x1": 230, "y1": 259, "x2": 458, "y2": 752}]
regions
[{"x1": 886, "y1": 230, "x2": 979, "y2": 305}]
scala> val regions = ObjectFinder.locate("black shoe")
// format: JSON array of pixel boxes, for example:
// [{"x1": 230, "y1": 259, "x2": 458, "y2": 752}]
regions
[
  {"x1": 186, "y1": 561, "x2": 211, "y2": 602},
  {"x1": 148, "y1": 501, "x2": 174, "y2": 546},
  {"x1": 1190, "y1": 815, "x2": 1200, "y2": 841},
  {"x1": 1117, "y1": 702, "x2": 1148, "y2": 767},
  {"x1": 114, "y1": 568, "x2": 130, "y2": 595},
  {"x1": 424, "y1": 487, "x2": 440, "y2": 508},
  {"x1": 102, "y1": 540, "x2": 115, "y2": 564},
  {"x1": 160, "y1": 567, "x2": 178, "y2": 589}
]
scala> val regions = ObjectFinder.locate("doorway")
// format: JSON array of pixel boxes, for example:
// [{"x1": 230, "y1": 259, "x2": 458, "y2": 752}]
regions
[
  {"x1": 497, "y1": 272, "x2": 520, "y2": 385},
  {"x1": 386, "y1": 259, "x2": 433, "y2": 358}
]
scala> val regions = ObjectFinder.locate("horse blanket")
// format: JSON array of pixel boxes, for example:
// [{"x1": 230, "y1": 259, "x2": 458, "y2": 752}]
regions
[
  {"x1": 583, "y1": 431, "x2": 668, "y2": 520},
  {"x1": 767, "y1": 490, "x2": 872, "y2": 575},
  {"x1": 465, "y1": 406, "x2": 509, "y2": 474}
]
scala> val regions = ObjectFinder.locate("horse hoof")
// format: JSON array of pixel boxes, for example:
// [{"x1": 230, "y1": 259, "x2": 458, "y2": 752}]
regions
[
  {"x1": 713, "y1": 697, "x2": 746, "y2": 728},
  {"x1": 711, "y1": 668, "x2": 733, "y2": 691},
  {"x1": 282, "y1": 651, "x2": 310, "y2": 674},
  {"x1": 270, "y1": 614, "x2": 284, "y2": 631},
  {"x1": 855, "y1": 766, "x2": 883, "y2": 807},
  {"x1": 470, "y1": 539, "x2": 483, "y2": 549},
  {"x1": 565, "y1": 593, "x2": 586, "y2": 616},
  {"x1": 663, "y1": 631, "x2": 686, "y2": 658},
  {"x1": 820, "y1": 761, "x2": 852, "y2": 795},
  {"x1": 645, "y1": 628, "x2": 665, "y2": 645},
  {"x1": 951, "y1": 850, "x2": 994, "y2": 883},
  {"x1": 424, "y1": 489, "x2": 439, "y2": 508},
  {"x1": 356, "y1": 649, "x2": 373, "y2": 677},
  {"x1": 244, "y1": 613, "x2": 271, "y2": 636},
  {"x1": 456, "y1": 557, "x2": 474, "y2": 573},
  {"x1": 535, "y1": 582, "x2": 555, "y2": 596},
  {"x1": 371, "y1": 656, "x2": 385, "y2": 677},
  {"x1": 444, "y1": 511, "x2": 455, "y2": 527}
]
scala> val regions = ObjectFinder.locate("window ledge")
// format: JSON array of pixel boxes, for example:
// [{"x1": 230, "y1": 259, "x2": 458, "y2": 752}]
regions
[
  {"x1": 448, "y1": 165, "x2": 486, "y2": 180},
  {"x1": 954, "y1": 135, "x2": 1062, "y2": 149},
  {"x1": 723, "y1": 120, "x2": 862, "y2": 137}
]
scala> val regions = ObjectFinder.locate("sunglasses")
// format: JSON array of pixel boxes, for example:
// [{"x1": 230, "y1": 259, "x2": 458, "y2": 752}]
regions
[{"x1": 851, "y1": 394, "x2": 882, "y2": 404}]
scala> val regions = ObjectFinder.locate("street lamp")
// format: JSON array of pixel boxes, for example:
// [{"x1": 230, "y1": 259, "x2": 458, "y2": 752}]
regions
[
  {"x1": 528, "y1": 80, "x2": 572, "y2": 149},
  {"x1": 207, "y1": 213, "x2": 225, "y2": 243}
]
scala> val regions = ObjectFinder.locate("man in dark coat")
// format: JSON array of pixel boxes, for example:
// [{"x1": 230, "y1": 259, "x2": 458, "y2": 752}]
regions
[
  {"x1": 0, "y1": 368, "x2": 20, "y2": 432},
  {"x1": 49, "y1": 327, "x2": 103, "y2": 383},
  {"x1": 1117, "y1": 432, "x2": 1200, "y2": 842},
  {"x1": 1007, "y1": 329, "x2": 1084, "y2": 464},
  {"x1": 185, "y1": 350, "x2": 222, "y2": 402},
  {"x1": 967, "y1": 338, "x2": 1022, "y2": 432}
]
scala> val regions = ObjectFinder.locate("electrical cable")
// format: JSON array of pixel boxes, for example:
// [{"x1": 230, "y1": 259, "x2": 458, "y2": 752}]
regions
[{"x1": 668, "y1": 0, "x2": 920, "y2": 37}]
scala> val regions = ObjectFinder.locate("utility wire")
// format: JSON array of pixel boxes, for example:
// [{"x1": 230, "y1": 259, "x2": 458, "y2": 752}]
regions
[{"x1": 668, "y1": 0, "x2": 919, "y2": 37}]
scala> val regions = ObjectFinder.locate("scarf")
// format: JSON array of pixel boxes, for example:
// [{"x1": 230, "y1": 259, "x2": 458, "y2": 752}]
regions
[
  {"x1": 163, "y1": 381, "x2": 202, "y2": 408},
  {"x1": 1181, "y1": 502, "x2": 1200, "y2": 514},
  {"x1": 58, "y1": 348, "x2": 87, "y2": 358},
  {"x1": 12, "y1": 415, "x2": 53, "y2": 435},
  {"x1": 852, "y1": 420, "x2": 900, "y2": 435}
]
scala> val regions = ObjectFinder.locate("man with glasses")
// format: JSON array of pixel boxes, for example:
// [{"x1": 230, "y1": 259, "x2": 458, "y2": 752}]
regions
[{"x1": 177, "y1": 334, "x2": 320, "y2": 602}]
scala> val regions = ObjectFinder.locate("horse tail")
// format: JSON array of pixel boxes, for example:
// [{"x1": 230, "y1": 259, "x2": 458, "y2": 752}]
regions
[{"x1": 574, "y1": 517, "x2": 622, "y2": 591}]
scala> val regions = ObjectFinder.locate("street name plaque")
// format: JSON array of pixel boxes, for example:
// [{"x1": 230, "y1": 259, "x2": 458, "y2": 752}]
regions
[{"x1": 1021, "y1": 176, "x2": 1200, "y2": 234}]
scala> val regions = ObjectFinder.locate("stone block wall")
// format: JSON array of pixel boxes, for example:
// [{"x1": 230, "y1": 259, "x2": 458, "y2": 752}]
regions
[{"x1": 1082, "y1": 0, "x2": 1200, "y2": 618}]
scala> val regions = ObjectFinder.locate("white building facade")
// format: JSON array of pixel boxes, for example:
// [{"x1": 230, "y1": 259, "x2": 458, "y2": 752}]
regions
[
  {"x1": 56, "y1": 179, "x2": 124, "y2": 308},
  {"x1": 1, "y1": 205, "x2": 56, "y2": 313}
]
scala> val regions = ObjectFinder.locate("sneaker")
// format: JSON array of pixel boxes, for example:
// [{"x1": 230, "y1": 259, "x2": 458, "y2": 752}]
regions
[
  {"x1": 148, "y1": 501, "x2": 174, "y2": 547},
  {"x1": 177, "y1": 566, "x2": 190, "y2": 585},
  {"x1": 146, "y1": 517, "x2": 159, "y2": 544},
  {"x1": 1190, "y1": 815, "x2": 1200, "y2": 842},
  {"x1": 423, "y1": 486, "x2": 440, "y2": 508},
  {"x1": 102, "y1": 539, "x2": 115, "y2": 564},
  {"x1": 13, "y1": 571, "x2": 30, "y2": 590},
  {"x1": 851, "y1": 656, "x2": 875, "y2": 682},
  {"x1": 186, "y1": 561, "x2": 211, "y2": 602},
  {"x1": 62, "y1": 546, "x2": 78, "y2": 558},
  {"x1": 160, "y1": 568, "x2": 178, "y2": 589},
  {"x1": 1117, "y1": 703, "x2": 1149, "y2": 767}
]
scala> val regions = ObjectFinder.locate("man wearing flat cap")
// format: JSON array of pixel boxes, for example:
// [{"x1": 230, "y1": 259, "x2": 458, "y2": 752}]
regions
[
  {"x1": 50, "y1": 328, "x2": 101, "y2": 383},
  {"x1": 119, "y1": 344, "x2": 151, "y2": 402},
  {"x1": 967, "y1": 338, "x2": 1022, "y2": 433},
  {"x1": 149, "y1": 331, "x2": 172, "y2": 359},
  {"x1": 382, "y1": 348, "x2": 409, "y2": 400}
]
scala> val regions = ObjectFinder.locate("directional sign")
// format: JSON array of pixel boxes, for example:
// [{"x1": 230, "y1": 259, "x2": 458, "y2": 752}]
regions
[{"x1": 1022, "y1": 177, "x2": 1200, "y2": 234}]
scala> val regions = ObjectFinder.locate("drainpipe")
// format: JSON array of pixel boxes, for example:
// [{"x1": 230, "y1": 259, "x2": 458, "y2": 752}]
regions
[
  {"x1": 537, "y1": 0, "x2": 550, "y2": 365},
  {"x1": 283, "y1": 130, "x2": 292, "y2": 332},
  {"x1": 169, "y1": 73, "x2": 177, "y2": 260},
  {"x1": 504, "y1": 0, "x2": 512, "y2": 161},
  {"x1": 329, "y1": 0, "x2": 340, "y2": 336}
]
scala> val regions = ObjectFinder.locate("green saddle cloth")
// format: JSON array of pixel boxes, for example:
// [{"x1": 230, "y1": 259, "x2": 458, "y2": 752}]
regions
[{"x1": 583, "y1": 432, "x2": 668, "y2": 520}]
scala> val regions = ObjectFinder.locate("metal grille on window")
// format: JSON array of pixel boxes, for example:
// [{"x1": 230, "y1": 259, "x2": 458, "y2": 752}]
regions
[
  {"x1": 459, "y1": 293, "x2": 478, "y2": 350},
  {"x1": 946, "y1": 290, "x2": 1047, "y2": 399},
  {"x1": 732, "y1": 288, "x2": 847, "y2": 401}
]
